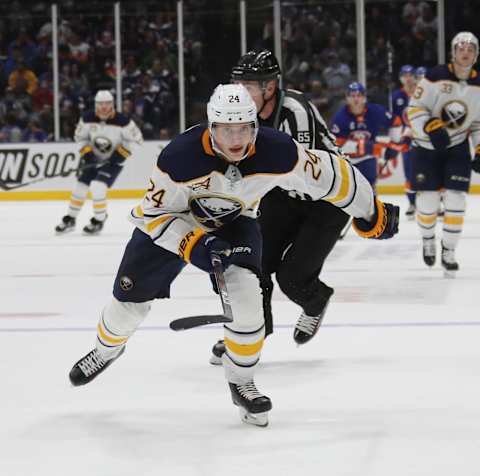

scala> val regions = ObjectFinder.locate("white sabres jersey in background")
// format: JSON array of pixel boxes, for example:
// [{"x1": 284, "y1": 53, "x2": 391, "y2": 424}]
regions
[
  {"x1": 74, "y1": 111, "x2": 143, "y2": 162},
  {"x1": 407, "y1": 64, "x2": 480, "y2": 150}
]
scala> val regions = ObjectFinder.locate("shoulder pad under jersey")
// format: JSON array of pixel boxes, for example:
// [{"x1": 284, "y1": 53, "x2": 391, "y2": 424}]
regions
[
  {"x1": 238, "y1": 127, "x2": 298, "y2": 177},
  {"x1": 157, "y1": 125, "x2": 227, "y2": 182}
]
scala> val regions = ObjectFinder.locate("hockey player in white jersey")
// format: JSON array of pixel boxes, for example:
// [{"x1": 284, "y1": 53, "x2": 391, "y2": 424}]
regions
[
  {"x1": 407, "y1": 32, "x2": 480, "y2": 276},
  {"x1": 68, "y1": 84, "x2": 399, "y2": 427},
  {"x1": 55, "y1": 90, "x2": 143, "y2": 235}
]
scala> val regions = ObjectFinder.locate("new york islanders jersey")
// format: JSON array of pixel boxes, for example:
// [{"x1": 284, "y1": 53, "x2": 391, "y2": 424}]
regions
[
  {"x1": 407, "y1": 64, "x2": 480, "y2": 150},
  {"x1": 74, "y1": 111, "x2": 143, "y2": 162},
  {"x1": 331, "y1": 104, "x2": 401, "y2": 164},
  {"x1": 392, "y1": 87, "x2": 413, "y2": 141},
  {"x1": 129, "y1": 125, "x2": 376, "y2": 259},
  {"x1": 392, "y1": 88, "x2": 411, "y2": 128}
]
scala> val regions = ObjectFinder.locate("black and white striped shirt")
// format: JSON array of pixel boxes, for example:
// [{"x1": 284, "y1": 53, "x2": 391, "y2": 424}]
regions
[{"x1": 259, "y1": 88, "x2": 340, "y2": 154}]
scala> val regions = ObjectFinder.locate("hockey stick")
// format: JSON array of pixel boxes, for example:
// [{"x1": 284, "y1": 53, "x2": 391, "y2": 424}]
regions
[
  {"x1": 169, "y1": 253, "x2": 234, "y2": 331},
  {"x1": 0, "y1": 158, "x2": 110, "y2": 191}
]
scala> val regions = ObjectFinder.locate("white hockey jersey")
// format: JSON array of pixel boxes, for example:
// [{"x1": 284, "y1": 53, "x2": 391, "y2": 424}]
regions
[
  {"x1": 129, "y1": 125, "x2": 377, "y2": 260},
  {"x1": 407, "y1": 64, "x2": 480, "y2": 150},
  {"x1": 74, "y1": 111, "x2": 143, "y2": 162}
]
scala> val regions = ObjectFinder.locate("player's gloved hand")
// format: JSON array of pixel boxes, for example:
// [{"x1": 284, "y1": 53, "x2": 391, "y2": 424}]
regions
[
  {"x1": 190, "y1": 235, "x2": 232, "y2": 272},
  {"x1": 383, "y1": 147, "x2": 398, "y2": 161},
  {"x1": 353, "y1": 198, "x2": 399, "y2": 239},
  {"x1": 424, "y1": 118, "x2": 450, "y2": 150},
  {"x1": 400, "y1": 136, "x2": 412, "y2": 150}
]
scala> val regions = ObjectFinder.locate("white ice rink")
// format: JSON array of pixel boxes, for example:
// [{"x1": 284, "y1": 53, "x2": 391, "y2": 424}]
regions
[{"x1": 1, "y1": 195, "x2": 480, "y2": 476}]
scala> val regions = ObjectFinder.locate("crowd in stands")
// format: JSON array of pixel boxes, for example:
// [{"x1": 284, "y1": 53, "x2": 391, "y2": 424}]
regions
[
  {"x1": 251, "y1": 1, "x2": 442, "y2": 121},
  {"x1": 0, "y1": 0, "x2": 477, "y2": 143},
  {"x1": 0, "y1": 0, "x2": 183, "y2": 143}
]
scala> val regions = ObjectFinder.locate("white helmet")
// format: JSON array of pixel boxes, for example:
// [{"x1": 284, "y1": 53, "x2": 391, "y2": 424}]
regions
[
  {"x1": 207, "y1": 84, "x2": 257, "y2": 129},
  {"x1": 207, "y1": 84, "x2": 258, "y2": 161},
  {"x1": 95, "y1": 90, "x2": 114, "y2": 103},
  {"x1": 451, "y1": 31, "x2": 478, "y2": 65}
]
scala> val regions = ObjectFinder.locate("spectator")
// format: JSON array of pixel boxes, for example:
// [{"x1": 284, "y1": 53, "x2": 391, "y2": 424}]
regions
[
  {"x1": 21, "y1": 119, "x2": 48, "y2": 142},
  {"x1": 322, "y1": 52, "x2": 352, "y2": 115},
  {"x1": 8, "y1": 60, "x2": 38, "y2": 95},
  {"x1": 0, "y1": 112, "x2": 23, "y2": 142}
]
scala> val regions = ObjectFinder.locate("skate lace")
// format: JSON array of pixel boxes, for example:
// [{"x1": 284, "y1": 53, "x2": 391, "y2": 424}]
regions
[
  {"x1": 237, "y1": 381, "x2": 264, "y2": 401},
  {"x1": 295, "y1": 313, "x2": 321, "y2": 335},
  {"x1": 423, "y1": 239, "x2": 435, "y2": 256},
  {"x1": 78, "y1": 350, "x2": 106, "y2": 377}
]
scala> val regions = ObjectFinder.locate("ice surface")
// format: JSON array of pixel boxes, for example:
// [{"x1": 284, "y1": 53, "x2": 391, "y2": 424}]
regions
[{"x1": 1, "y1": 196, "x2": 480, "y2": 476}]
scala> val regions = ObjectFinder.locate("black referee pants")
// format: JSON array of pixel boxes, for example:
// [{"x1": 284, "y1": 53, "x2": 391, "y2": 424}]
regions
[{"x1": 259, "y1": 187, "x2": 349, "y2": 336}]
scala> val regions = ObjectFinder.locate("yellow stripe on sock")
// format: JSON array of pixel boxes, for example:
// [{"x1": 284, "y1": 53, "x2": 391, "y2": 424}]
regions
[
  {"x1": 224, "y1": 336, "x2": 264, "y2": 357},
  {"x1": 97, "y1": 322, "x2": 128, "y2": 345},
  {"x1": 417, "y1": 213, "x2": 437, "y2": 225},
  {"x1": 443, "y1": 216, "x2": 463, "y2": 225}
]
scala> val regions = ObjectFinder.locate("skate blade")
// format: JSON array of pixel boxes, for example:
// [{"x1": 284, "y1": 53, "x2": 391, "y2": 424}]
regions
[
  {"x1": 238, "y1": 407, "x2": 269, "y2": 427},
  {"x1": 443, "y1": 269, "x2": 457, "y2": 279},
  {"x1": 209, "y1": 355, "x2": 223, "y2": 366},
  {"x1": 55, "y1": 228, "x2": 75, "y2": 236}
]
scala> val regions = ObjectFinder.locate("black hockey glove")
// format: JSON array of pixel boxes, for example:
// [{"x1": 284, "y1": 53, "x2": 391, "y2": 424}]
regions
[
  {"x1": 353, "y1": 198, "x2": 399, "y2": 240},
  {"x1": 383, "y1": 147, "x2": 398, "y2": 161},
  {"x1": 424, "y1": 118, "x2": 450, "y2": 150},
  {"x1": 190, "y1": 235, "x2": 232, "y2": 273}
]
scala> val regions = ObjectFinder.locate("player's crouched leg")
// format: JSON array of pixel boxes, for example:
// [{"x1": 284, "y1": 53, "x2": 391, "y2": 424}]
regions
[
  {"x1": 221, "y1": 265, "x2": 272, "y2": 426},
  {"x1": 352, "y1": 198, "x2": 400, "y2": 239},
  {"x1": 69, "y1": 298, "x2": 151, "y2": 386}
]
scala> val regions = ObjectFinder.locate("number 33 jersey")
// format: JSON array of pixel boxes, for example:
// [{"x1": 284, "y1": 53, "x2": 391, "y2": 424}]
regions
[
  {"x1": 407, "y1": 64, "x2": 480, "y2": 150},
  {"x1": 129, "y1": 125, "x2": 375, "y2": 258}
]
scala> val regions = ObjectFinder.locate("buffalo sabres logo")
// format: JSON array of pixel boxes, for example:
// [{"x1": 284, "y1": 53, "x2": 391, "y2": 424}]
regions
[
  {"x1": 119, "y1": 275, "x2": 134, "y2": 291},
  {"x1": 350, "y1": 130, "x2": 372, "y2": 140},
  {"x1": 441, "y1": 100, "x2": 468, "y2": 129},
  {"x1": 189, "y1": 193, "x2": 244, "y2": 230},
  {"x1": 94, "y1": 136, "x2": 113, "y2": 154}
]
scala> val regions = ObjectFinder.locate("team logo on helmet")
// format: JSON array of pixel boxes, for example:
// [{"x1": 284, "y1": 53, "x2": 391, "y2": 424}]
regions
[
  {"x1": 94, "y1": 136, "x2": 113, "y2": 154},
  {"x1": 119, "y1": 275, "x2": 134, "y2": 291},
  {"x1": 440, "y1": 100, "x2": 468, "y2": 129},
  {"x1": 416, "y1": 173, "x2": 426, "y2": 184},
  {"x1": 189, "y1": 194, "x2": 244, "y2": 230}
]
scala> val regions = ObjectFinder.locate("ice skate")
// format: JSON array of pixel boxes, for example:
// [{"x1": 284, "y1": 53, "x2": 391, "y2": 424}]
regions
[
  {"x1": 422, "y1": 237, "x2": 436, "y2": 267},
  {"x1": 69, "y1": 347, "x2": 125, "y2": 386},
  {"x1": 55, "y1": 215, "x2": 76, "y2": 234},
  {"x1": 405, "y1": 203, "x2": 415, "y2": 220},
  {"x1": 441, "y1": 244, "x2": 459, "y2": 278},
  {"x1": 83, "y1": 216, "x2": 106, "y2": 235},
  {"x1": 229, "y1": 381, "x2": 272, "y2": 427},
  {"x1": 209, "y1": 339, "x2": 225, "y2": 365},
  {"x1": 293, "y1": 298, "x2": 330, "y2": 345}
]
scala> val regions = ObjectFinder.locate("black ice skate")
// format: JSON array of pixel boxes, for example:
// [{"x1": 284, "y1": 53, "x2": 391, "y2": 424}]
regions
[
  {"x1": 422, "y1": 237, "x2": 436, "y2": 267},
  {"x1": 441, "y1": 244, "x2": 459, "y2": 278},
  {"x1": 229, "y1": 380, "x2": 272, "y2": 427},
  {"x1": 209, "y1": 339, "x2": 225, "y2": 365},
  {"x1": 293, "y1": 298, "x2": 331, "y2": 345},
  {"x1": 405, "y1": 203, "x2": 415, "y2": 220},
  {"x1": 55, "y1": 215, "x2": 76, "y2": 234},
  {"x1": 83, "y1": 217, "x2": 106, "y2": 235},
  {"x1": 69, "y1": 347, "x2": 125, "y2": 386}
]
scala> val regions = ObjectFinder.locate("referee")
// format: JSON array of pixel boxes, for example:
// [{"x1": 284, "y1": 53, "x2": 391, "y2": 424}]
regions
[{"x1": 211, "y1": 50, "x2": 349, "y2": 363}]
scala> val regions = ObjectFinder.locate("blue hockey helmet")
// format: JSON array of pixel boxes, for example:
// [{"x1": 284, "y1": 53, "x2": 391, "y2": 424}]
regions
[
  {"x1": 346, "y1": 82, "x2": 366, "y2": 96},
  {"x1": 415, "y1": 66, "x2": 427, "y2": 78},
  {"x1": 399, "y1": 65, "x2": 415, "y2": 76}
]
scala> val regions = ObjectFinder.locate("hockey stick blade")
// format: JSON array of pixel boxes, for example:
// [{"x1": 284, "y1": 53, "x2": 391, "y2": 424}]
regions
[
  {"x1": 169, "y1": 252, "x2": 233, "y2": 331},
  {"x1": 169, "y1": 313, "x2": 233, "y2": 331}
]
